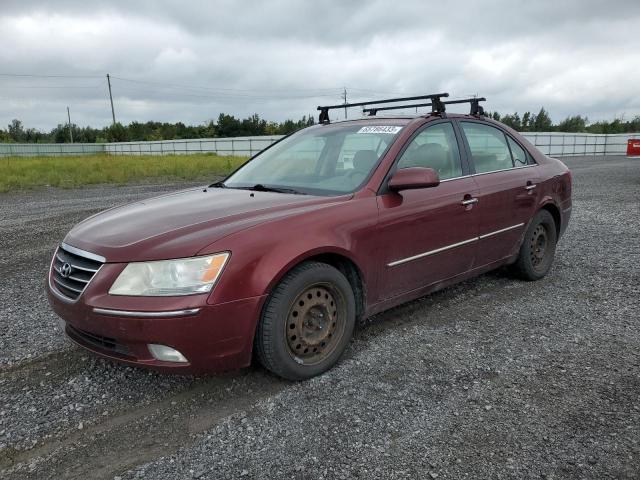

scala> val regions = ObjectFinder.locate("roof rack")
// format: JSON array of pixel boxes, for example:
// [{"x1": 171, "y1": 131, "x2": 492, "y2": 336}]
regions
[
  {"x1": 363, "y1": 97, "x2": 487, "y2": 116},
  {"x1": 317, "y1": 92, "x2": 449, "y2": 124}
]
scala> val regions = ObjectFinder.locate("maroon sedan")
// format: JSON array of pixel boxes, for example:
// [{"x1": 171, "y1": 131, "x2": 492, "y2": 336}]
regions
[{"x1": 48, "y1": 94, "x2": 572, "y2": 380}]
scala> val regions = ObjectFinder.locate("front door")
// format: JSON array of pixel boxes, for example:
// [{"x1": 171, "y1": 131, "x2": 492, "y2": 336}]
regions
[{"x1": 376, "y1": 121, "x2": 480, "y2": 300}]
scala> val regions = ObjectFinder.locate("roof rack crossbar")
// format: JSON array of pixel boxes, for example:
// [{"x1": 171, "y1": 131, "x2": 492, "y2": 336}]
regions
[
  {"x1": 365, "y1": 102, "x2": 433, "y2": 116},
  {"x1": 317, "y1": 92, "x2": 449, "y2": 124},
  {"x1": 363, "y1": 97, "x2": 487, "y2": 116}
]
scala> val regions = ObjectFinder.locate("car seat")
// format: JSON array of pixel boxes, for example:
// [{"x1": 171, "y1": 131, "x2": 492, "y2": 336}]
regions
[
  {"x1": 350, "y1": 150, "x2": 378, "y2": 185},
  {"x1": 402, "y1": 143, "x2": 451, "y2": 179}
]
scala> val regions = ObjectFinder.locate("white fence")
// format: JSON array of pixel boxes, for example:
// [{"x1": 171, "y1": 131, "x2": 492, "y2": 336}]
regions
[
  {"x1": 0, "y1": 142, "x2": 105, "y2": 157},
  {"x1": 0, "y1": 135, "x2": 284, "y2": 158},
  {"x1": 104, "y1": 136, "x2": 283, "y2": 157},
  {"x1": 521, "y1": 132, "x2": 636, "y2": 157},
  {"x1": 0, "y1": 132, "x2": 637, "y2": 158}
]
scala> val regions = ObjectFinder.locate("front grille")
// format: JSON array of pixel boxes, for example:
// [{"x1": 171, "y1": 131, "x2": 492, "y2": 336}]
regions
[
  {"x1": 67, "y1": 325, "x2": 131, "y2": 357},
  {"x1": 51, "y1": 245, "x2": 104, "y2": 301}
]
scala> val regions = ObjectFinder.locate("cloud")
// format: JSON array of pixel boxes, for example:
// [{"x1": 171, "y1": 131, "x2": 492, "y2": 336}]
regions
[{"x1": 0, "y1": 0, "x2": 638, "y2": 130}]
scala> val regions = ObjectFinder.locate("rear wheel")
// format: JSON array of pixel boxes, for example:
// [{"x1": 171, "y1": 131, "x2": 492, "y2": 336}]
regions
[
  {"x1": 511, "y1": 210, "x2": 557, "y2": 281},
  {"x1": 255, "y1": 262, "x2": 356, "y2": 380}
]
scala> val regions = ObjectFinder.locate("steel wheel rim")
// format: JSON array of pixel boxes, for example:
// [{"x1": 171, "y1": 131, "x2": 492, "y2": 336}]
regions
[
  {"x1": 284, "y1": 282, "x2": 346, "y2": 366},
  {"x1": 530, "y1": 224, "x2": 548, "y2": 270}
]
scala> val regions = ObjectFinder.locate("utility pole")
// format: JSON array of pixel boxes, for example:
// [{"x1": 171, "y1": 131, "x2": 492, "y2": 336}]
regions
[
  {"x1": 67, "y1": 106, "x2": 73, "y2": 143},
  {"x1": 106, "y1": 74, "x2": 116, "y2": 125},
  {"x1": 343, "y1": 87, "x2": 348, "y2": 119}
]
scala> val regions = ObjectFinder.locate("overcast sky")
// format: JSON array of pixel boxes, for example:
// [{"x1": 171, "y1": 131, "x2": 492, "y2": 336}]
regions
[{"x1": 1, "y1": 0, "x2": 639, "y2": 130}]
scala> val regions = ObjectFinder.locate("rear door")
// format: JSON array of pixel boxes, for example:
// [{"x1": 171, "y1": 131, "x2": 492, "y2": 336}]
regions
[
  {"x1": 458, "y1": 121, "x2": 540, "y2": 265},
  {"x1": 376, "y1": 120, "x2": 480, "y2": 300}
]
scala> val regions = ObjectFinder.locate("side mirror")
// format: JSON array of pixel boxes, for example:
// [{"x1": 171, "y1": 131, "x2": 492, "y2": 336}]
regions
[{"x1": 388, "y1": 167, "x2": 440, "y2": 191}]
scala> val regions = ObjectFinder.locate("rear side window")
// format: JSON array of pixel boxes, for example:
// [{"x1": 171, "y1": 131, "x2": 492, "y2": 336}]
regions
[
  {"x1": 460, "y1": 122, "x2": 513, "y2": 174},
  {"x1": 397, "y1": 122, "x2": 462, "y2": 180},
  {"x1": 506, "y1": 136, "x2": 529, "y2": 167}
]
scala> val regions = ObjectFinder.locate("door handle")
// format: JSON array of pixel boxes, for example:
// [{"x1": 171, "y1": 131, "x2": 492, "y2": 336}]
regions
[
  {"x1": 525, "y1": 183, "x2": 537, "y2": 191},
  {"x1": 461, "y1": 197, "x2": 479, "y2": 206}
]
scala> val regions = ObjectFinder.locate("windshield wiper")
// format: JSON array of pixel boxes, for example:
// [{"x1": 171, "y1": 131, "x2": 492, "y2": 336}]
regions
[
  {"x1": 240, "y1": 184, "x2": 306, "y2": 195},
  {"x1": 208, "y1": 181, "x2": 226, "y2": 188}
]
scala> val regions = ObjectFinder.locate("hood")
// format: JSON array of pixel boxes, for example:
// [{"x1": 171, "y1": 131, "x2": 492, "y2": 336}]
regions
[{"x1": 64, "y1": 187, "x2": 346, "y2": 262}]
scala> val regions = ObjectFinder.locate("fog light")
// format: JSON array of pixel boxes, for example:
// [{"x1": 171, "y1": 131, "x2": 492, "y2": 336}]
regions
[{"x1": 148, "y1": 344, "x2": 188, "y2": 363}]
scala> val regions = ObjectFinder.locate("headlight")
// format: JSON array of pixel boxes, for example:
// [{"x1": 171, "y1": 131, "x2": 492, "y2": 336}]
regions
[{"x1": 109, "y1": 253, "x2": 230, "y2": 296}]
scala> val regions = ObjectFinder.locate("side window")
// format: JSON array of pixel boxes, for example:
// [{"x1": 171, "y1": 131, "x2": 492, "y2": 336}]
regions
[
  {"x1": 396, "y1": 122, "x2": 462, "y2": 180},
  {"x1": 507, "y1": 136, "x2": 528, "y2": 167},
  {"x1": 460, "y1": 122, "x2": 514, "y2": 174}
]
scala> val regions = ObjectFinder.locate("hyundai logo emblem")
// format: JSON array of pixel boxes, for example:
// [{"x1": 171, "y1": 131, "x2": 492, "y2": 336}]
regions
[{"x1": 60, "y1": 263, "x2": 72, "y2": 278}]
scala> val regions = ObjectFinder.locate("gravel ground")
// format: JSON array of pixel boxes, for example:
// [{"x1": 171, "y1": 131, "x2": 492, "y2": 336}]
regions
[
  {"x1": 0, "y1": 181, "x2": 205, "y2": 366},
  {"x1": 1, "y1": 155, "x2": 639, "y2": 479}
]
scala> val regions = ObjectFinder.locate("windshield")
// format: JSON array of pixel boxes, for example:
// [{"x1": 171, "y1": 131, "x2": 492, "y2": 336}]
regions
[{"x1": 223, "y1": 123, "x2": 405, "y2": 195}]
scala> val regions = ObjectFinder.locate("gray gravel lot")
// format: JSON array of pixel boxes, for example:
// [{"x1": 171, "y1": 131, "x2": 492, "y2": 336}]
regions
[
  {"x1": 1, "y1": 155, "x2": 639, "y2": 479},
  {"x1": 0, "y1": 182, "x2": 204, "y2": 366}
]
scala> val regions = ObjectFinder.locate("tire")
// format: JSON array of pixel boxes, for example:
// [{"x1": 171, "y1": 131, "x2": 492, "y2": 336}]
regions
[
  {"x1": 255, "y1": 261, "x2": 356, "y2": 381},
  {"x1": 511, "y1": 209, "x2": 557, "y2": 281}
]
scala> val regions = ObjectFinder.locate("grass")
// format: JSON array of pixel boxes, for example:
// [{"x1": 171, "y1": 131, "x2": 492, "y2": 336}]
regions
[{"x1": 0, "y1": 153, "x2": 248, "y2": 193}]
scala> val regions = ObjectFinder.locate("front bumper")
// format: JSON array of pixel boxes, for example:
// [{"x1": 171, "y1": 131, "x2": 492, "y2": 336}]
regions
[{"x1": 47, "y1": 286, "x2": 267, "y2": 374}]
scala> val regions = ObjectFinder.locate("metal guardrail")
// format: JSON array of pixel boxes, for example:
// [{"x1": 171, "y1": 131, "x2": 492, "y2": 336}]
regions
[{"x1": 0, "y1": 132, "x2": 637, "y2": 158}]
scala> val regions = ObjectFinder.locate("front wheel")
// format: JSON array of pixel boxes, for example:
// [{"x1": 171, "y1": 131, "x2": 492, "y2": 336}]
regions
[
  {"x1": 254, "y1": 262, "x2": 356, "y2": 380},
  {"x1": 511, "y1": 210, "x2": 557, "y2": 281}
]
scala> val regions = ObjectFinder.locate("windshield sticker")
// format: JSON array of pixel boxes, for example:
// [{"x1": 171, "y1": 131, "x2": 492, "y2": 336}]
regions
[{"x1": 357, "y1": 126, "x2": 403, "y2": 134}]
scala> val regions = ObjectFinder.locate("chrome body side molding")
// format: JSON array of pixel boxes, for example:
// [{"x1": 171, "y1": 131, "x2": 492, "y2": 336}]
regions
[{"x1": 387, "y1": 223, "x2": 525, "y2": 267}]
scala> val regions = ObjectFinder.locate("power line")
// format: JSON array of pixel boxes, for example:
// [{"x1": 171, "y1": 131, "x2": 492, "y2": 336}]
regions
[
  {"x1": 0, "y1": 72, "x2": 346, "y2": 98},
  {"x1": 1, "y1": 85, "x2": 104, "y2": 89},
  {"x1": 110, "y1": 75, "x2": 343, "y2": 96},
  {"x1": 1, "y1": 71, "x2": 446, "y2": 124},
  {"x1": 0, "y1": 73, "x2": 102, "y2": 78},
  {"x1": 114, "y1": 92, "x2": 337, "y2": 104},
  {"x1": 112, "y1": 83, "x2": 341, "y2": 101}
]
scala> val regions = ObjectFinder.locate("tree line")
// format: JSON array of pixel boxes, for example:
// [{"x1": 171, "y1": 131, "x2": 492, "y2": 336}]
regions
[
  {"x1": 1, "y1": 108, "x2": 639, "y2": 143},
  {"x1": 0, "y1": 113, "x2": 315, "y2": 143},
  {"x1": 488, "y1": 107, "x2": 640, "y2": 134}
]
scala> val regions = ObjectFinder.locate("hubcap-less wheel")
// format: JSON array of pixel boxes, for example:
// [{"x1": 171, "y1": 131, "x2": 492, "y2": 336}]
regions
[
  {"x1": 530, "y1": 224, "x2": 548, "y2": 271},
  {"x1": 511, "y1": 210, "x2": 557, "y2": 281},
  {"x1": 255, "y1": 261, "x2": 356, "y2": 380},
  {"x1": 285, "y1": 283, "x2": 346, "y2": 365}
]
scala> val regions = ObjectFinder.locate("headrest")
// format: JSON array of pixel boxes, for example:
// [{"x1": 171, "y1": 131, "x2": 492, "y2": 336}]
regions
[
  {"x1": 417, "y1": 143, "x2": 448, "y2": 171},
  {"x1": 352, "y1": 150, "x2": 378, "y2": 172}
]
